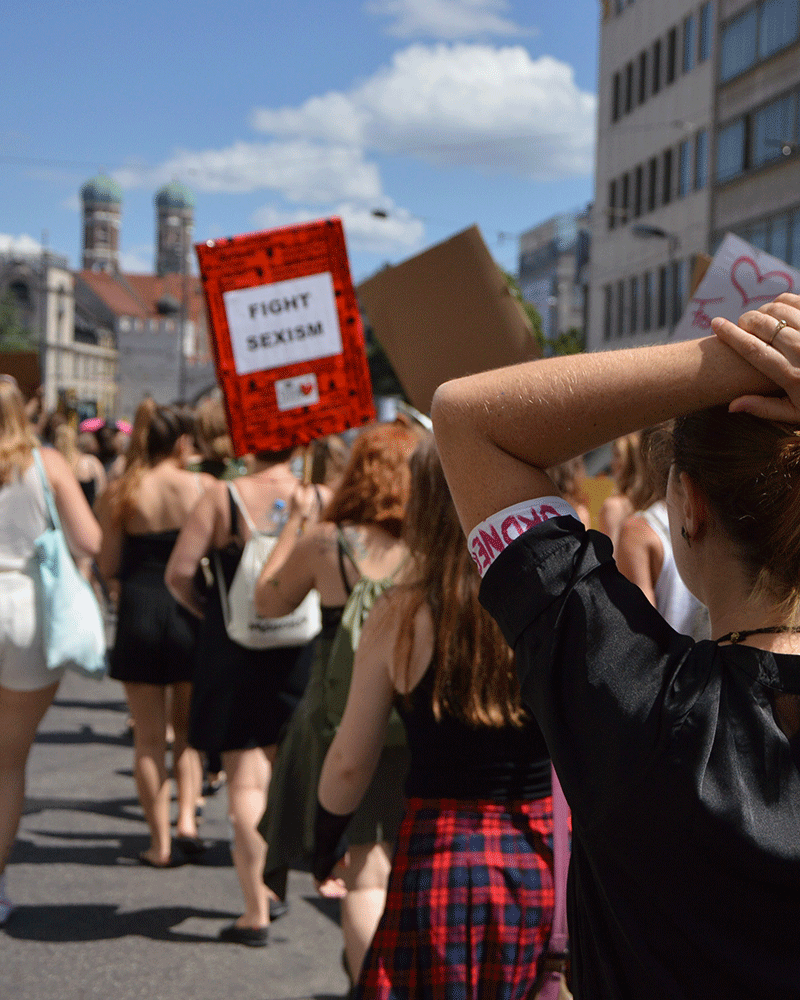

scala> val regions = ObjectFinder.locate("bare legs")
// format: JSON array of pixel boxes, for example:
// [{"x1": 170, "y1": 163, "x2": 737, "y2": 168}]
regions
[
  {"x1": 222, "y1": 745, "x2": 276, "y2": 929},
  {"x1": 340, "y1": 841, "x2": 393, "y2": 982},
  {"x1": 0, "y1": 681, "x2": 60, "y2": 879},
  {"x1": 123, "y1": 681, "x2": 202, "y2": 865}
]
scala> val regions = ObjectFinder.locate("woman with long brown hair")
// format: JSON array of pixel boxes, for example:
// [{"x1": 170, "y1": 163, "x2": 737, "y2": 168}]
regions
[
  {"x1": 255, "y1": 421, "x2": 417, "y2": 972},
  {"x1": 96, "y1": 400, "x2": 214, "y2": 868},
  {"x1": 312, "y1": 434, "x2": 554, "y2": 999},
  {"x1": 0, "y1": 378, "x2": 101, "y2": 925}
]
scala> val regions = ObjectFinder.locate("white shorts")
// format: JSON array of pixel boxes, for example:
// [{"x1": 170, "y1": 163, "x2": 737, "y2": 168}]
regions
[{"x1": 0, "y1": 571, "x2": 64, "y2": 691}]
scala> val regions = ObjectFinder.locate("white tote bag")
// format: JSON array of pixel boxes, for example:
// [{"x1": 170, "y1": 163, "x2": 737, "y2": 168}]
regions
[{"x1": 215, "y1": 483, "x2": 321, "y2": 650}]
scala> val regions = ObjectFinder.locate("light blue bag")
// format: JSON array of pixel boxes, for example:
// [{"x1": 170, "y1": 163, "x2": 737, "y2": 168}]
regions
[{"x1": 31, "y1": 449, "x2": 107, "y2": 677}]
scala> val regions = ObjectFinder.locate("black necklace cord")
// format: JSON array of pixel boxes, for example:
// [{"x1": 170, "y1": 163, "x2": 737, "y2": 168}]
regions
[{"x1": 715, "y1": 625, "x2": 800, "y2": 644}]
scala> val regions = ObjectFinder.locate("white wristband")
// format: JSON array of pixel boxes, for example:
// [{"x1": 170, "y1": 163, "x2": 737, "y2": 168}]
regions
[{"x1": 468, "y1": 497, "x2": 578, "y2": 576}]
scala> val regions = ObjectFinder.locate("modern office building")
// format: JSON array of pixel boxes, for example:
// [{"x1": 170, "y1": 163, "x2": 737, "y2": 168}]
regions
[
  {"x1": 588, "y1": 0, "x2": 716, "y2": 350},
  {"x1": 588, "y1": 0, "x2": 800, "y2": 351},
  {"x1": 517, "y1": 208, "x2": 591, "y2": 352}
]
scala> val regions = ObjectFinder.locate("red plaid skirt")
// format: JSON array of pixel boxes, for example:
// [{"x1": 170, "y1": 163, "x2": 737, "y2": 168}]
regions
[{"x1": 354, "y1": 795, "x2": 555, "y2": 1000}]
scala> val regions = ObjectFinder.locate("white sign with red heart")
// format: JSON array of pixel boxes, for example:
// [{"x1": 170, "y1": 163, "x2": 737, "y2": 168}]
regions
[
  {"x1": 223, "y1": 271, "x2": 343, "y2": 376},
  {"x1": 673, "y1": 233, "x2": 800, "y2": 341}
]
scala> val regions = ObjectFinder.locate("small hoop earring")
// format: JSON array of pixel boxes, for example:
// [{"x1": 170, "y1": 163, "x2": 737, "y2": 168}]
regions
[{"x1": 681, "y1": 526, "x2": 691, "y2": 548}]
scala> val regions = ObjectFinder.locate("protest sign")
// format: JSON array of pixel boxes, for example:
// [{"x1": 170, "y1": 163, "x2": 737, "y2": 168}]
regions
[
  {"x1": 196, "y1": 218, "x2": 375, "y2": 456},
  {"x1": 357, "y1": 225, "x2": 540, "y2": 414},
  {"x1": 673, "y1": 233, "x2": 800, "y2": 341}
]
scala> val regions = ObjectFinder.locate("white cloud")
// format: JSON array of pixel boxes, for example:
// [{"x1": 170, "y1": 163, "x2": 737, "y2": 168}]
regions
[
  {"x1": 252, "y1": 44, "x2": 595, "y2": 179},
  {"x1": 365, "y1": 0, "x2": 532, "y2": 39},
  {"x1": 0, "y1": 233, "x2": 44, "y2": 256},
  {"x1": 114, "y1": 140, "x2": 382, "y2": 205},
  {"x1": 250, "y1": 202, "x2": 424, "y2": 255}
]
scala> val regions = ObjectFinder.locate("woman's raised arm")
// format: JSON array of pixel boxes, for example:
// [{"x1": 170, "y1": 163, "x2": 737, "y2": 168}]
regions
[{"x1": 431, "y1": 333, "x2": 775, "y2": 538}]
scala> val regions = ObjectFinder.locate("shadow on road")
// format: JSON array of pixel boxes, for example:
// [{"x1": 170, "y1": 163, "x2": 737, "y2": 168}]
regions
[
  {"x1": 3, "y1": 903, "x2": 238, "y2": 943},
  {"x1": 11, "y1": 830, "x2": 233, "y2": 869}
]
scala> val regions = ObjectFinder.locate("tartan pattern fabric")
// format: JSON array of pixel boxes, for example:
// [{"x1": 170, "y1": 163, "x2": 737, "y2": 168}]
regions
[{"x1": 355, "y1": 796, "x2": 555, "y2": 1000}]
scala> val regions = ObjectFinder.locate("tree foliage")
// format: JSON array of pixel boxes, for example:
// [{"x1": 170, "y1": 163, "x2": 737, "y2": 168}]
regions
[{"x1": 0, "y1": 291, "x2": 36, "y2": 352}]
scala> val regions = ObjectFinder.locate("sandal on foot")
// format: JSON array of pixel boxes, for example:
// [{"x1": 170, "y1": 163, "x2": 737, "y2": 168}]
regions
[
  {"x1": 269, "y1": 898, "x2": 289, "y2": 922},
  {"x1": 138, "y1": 851, "x2": 178, "y2": 868},
  {"x1": 218, "y1": 922, "x2": 268, "y2": 947},
  {"x1": 174, "y1": 835, "x2": 208, "y2": 857}
]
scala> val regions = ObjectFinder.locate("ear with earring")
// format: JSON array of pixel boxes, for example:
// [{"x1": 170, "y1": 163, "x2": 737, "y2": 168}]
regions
[{"x1": 681, "y1": 526, "x2": 691, "y2": 548}]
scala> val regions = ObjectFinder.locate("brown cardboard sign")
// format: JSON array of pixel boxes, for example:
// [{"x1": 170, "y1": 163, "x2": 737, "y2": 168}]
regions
[{"x1": 357, "y1": 225, "x2": 540, "y2": 414}]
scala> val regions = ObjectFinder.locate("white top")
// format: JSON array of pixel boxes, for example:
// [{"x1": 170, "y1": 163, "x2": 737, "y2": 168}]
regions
[
  {"x1": 0, "y1": 458, "x2": 47, "y2": 572},
  {"x1": 641, "y1": 500, "x2": 710, "y2": 642}
]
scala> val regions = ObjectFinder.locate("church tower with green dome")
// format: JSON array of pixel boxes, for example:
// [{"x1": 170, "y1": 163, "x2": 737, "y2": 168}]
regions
[
  {"x1": 81, "y1": 174, "x2": 122, "y2": 273},
  {"x1": 155, "y1": 180, "x2": 195, "y2": 277}
]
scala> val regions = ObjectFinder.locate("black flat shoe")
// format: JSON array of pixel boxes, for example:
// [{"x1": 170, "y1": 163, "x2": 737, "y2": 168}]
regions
[
  {"x1": 218, "y1": 922, "x2": 269, "y2": 947},
  {"x1": 269, "y1": 898, "x2": 289, "y2": 922},
  {"x1": 174, "y1": 835, "x2": 208, "y2": 857}
]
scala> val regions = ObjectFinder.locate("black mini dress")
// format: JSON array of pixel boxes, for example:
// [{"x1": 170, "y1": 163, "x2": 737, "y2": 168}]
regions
[{"x1": 109, "y1": 530, "x2": 198, "y2": 685}]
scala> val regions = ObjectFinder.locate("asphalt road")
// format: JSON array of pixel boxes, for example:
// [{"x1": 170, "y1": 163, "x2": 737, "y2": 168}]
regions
[{"x1": 1, "y1": 670, "x2": 351, "y2": 1000}]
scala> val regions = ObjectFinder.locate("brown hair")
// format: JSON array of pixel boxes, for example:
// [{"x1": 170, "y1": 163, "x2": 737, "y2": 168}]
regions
[
  {"x1": 195, "y1": 397, "x2": 233, "y2": 464},
  {"x1": 673, "y1": 406, "x2": 800, "y2": 613},
  {"x1": 324, "y1": 423, "x2": 417, "y2": 537},
  {"x1": 112, "y1": 403, "x2": 185, "y2": 524},
  {"x1": 0, "y1": 380, "x2": 36, "y2": 485},
  {"x1": 395, "y1": 435, "x2": 525, "y2": 728},
  {"x1": 613, "y1": 431, "x2": 653, "y2": 510},
  {"x1": 640, "y1": 421, "x2": 675, "y2": 502}
]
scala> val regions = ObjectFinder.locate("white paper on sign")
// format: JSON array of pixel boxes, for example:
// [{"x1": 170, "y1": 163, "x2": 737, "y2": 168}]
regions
[
  {"x1": 673, "y1": 234, "x2": 800, "y2": 341},
  {"x1": 223, "y1": 271, "x2": 343, "y2": 376},
  {"x1": 275, "y1": 373, "x2": 320, "y2": 411}
]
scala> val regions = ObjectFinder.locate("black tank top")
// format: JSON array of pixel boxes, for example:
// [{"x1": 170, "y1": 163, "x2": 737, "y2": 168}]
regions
[{"x1": 396, "y1": 666, "x2": 551, "y2": 801}]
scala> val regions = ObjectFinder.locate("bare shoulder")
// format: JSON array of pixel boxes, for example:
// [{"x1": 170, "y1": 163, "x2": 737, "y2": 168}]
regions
[{"x1": 618, "y1": 513, "x2": 658, "y2": 549}]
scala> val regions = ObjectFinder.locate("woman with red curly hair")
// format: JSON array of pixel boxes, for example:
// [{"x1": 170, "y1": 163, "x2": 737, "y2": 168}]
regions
[{"x1": 255, "y1": 421, "x2": 418, "y2": 976}]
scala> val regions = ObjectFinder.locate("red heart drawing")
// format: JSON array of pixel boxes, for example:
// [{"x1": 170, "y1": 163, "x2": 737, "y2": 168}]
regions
[
  {"x1": 730, "y1": 256, "x2": 794, "y2": 308},
  {"x1": 300, "y1": 382, "x2": 314, "y2": 395}
]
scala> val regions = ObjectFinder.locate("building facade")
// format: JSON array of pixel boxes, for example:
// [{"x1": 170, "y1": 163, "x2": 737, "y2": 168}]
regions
[
  {"x1": 588, "y1": 0, "x2": 800, "y2": 352},
  {"x1": 589, "y1": 0, "x2": 716, "y2": 351},
  {"x1": 518, "y1": 208, "x2": 591, "y2": 352}
]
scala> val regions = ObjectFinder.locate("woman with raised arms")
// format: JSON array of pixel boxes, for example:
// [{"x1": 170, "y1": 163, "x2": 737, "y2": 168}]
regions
[{"x1": 431, "y1": 294, "x2": 800, "y2": 998}]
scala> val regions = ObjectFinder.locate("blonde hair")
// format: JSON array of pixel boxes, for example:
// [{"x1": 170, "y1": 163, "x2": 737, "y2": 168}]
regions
[
  {"x1": 0, "y1": 380, "x2": 37, "y2": 485},
  {"x1": 54, "y1": 423, "x2": 79, "y2": 471},
  {"x1": 195, "y1": 398, "x2": 233, "y2": 464}
]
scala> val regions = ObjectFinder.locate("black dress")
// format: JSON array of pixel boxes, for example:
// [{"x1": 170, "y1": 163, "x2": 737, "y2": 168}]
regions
[
  {"x1": 188, "y1": 500, "x2": 313, "y2": 754},
  {"x1": 109, "y1": 531, "x2": 198, "y2": 685}
]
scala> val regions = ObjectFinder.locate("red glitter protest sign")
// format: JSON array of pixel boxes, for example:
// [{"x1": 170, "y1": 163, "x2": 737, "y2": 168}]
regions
[{"x1": 196, "y1": 218, "x2": 375, "y2": 457}]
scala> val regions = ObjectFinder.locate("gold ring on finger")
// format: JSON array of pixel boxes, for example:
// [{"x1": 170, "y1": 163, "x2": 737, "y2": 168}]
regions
[{"x1": 769, "y1": 318, "x2": 788, "y2": 346}]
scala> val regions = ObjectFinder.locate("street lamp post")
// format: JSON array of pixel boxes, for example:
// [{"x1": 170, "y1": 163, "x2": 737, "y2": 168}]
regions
[{"x1": 631, "y1": 224, "x2": 680, "y2": 337}]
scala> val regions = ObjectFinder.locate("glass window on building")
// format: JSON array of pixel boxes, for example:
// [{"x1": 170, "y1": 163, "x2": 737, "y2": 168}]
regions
[
  {"x1": 638, "y1": 50, "x2": 648, "y2": 104},
  {"x1": 716, "y1": 118, "x2": 747, "y2": 182},
  {"x1": 699, "y1": 2, "x2": 713, "y2": 61},
  {"x1": 658, "y1": 266, "x2": 668, "y2": 329},
  {"x1": 616, "y1": 280, "x2": 626, "y2": 337},
  {"x1": 609, "y1": 179, "x2": 618, "y2": 230},
  {"x1": 759, "y1": 0, "x2": 800, "y2": 59},
  {"x1": 790, "y1": 209, "x2": 800, "y2": 266},
  {"x1": 720, "y1": 7, "x2": 758, "y2": 81},
  {"x1": 604, "y1": 285, "x2": 613, "y2": 340},
  {"x1": 768, "y1": 214, "x2": 790, "y2": 261},
  {"x1": 666, "y1": 26, "x2": 678, "y2": 83},
  {"x1": 662, "y1": 148, "x2": 673, "y2": 204},
  {"x1": 629, "y1": 276, "x2": 639, "y2": 333},
  {"x1": 748, "y1": 221, "x2": 769, "y2": 250},
  {"x1": 695, "y1": 129, "x2": 709, "y2": 188},
  {"x1": 634, "y1": 165, "x2": 643, "y2": 217},
  {"x1": 679, "y1": 139, "x2": 692, "y2": 195},
  {"x1": 671, "y1": 260, "x2": 685, "y2": 327},
  {"x1": 625, "y1": 62, "x2": 634, "y2": 113},
  {"x1": 621, "y1": 172, "x2": 630, "y2": 222},
  {"x1": 683, "y1": 15, "x2": 696, "y2": 73},
  {"x1": 652, "y1": 38, "x2": 662, "y2": 93},
  {"x1": 753, "y1": 93, "x2": 796, "y2": 167},
  {"x1": 648, "y1": 157, "x2": 658, "y2": 210},
  {"x1": 612, "y1": 72, "x2": 621, "y2": 122},
  {"x1": 642, "y1": 272, "x2": 653, "y2": 331}
]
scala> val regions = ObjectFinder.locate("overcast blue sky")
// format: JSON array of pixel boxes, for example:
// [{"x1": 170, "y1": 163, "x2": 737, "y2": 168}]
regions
[{"x1": 0, "y1": 0, "x2": 600, "y2": 282}]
